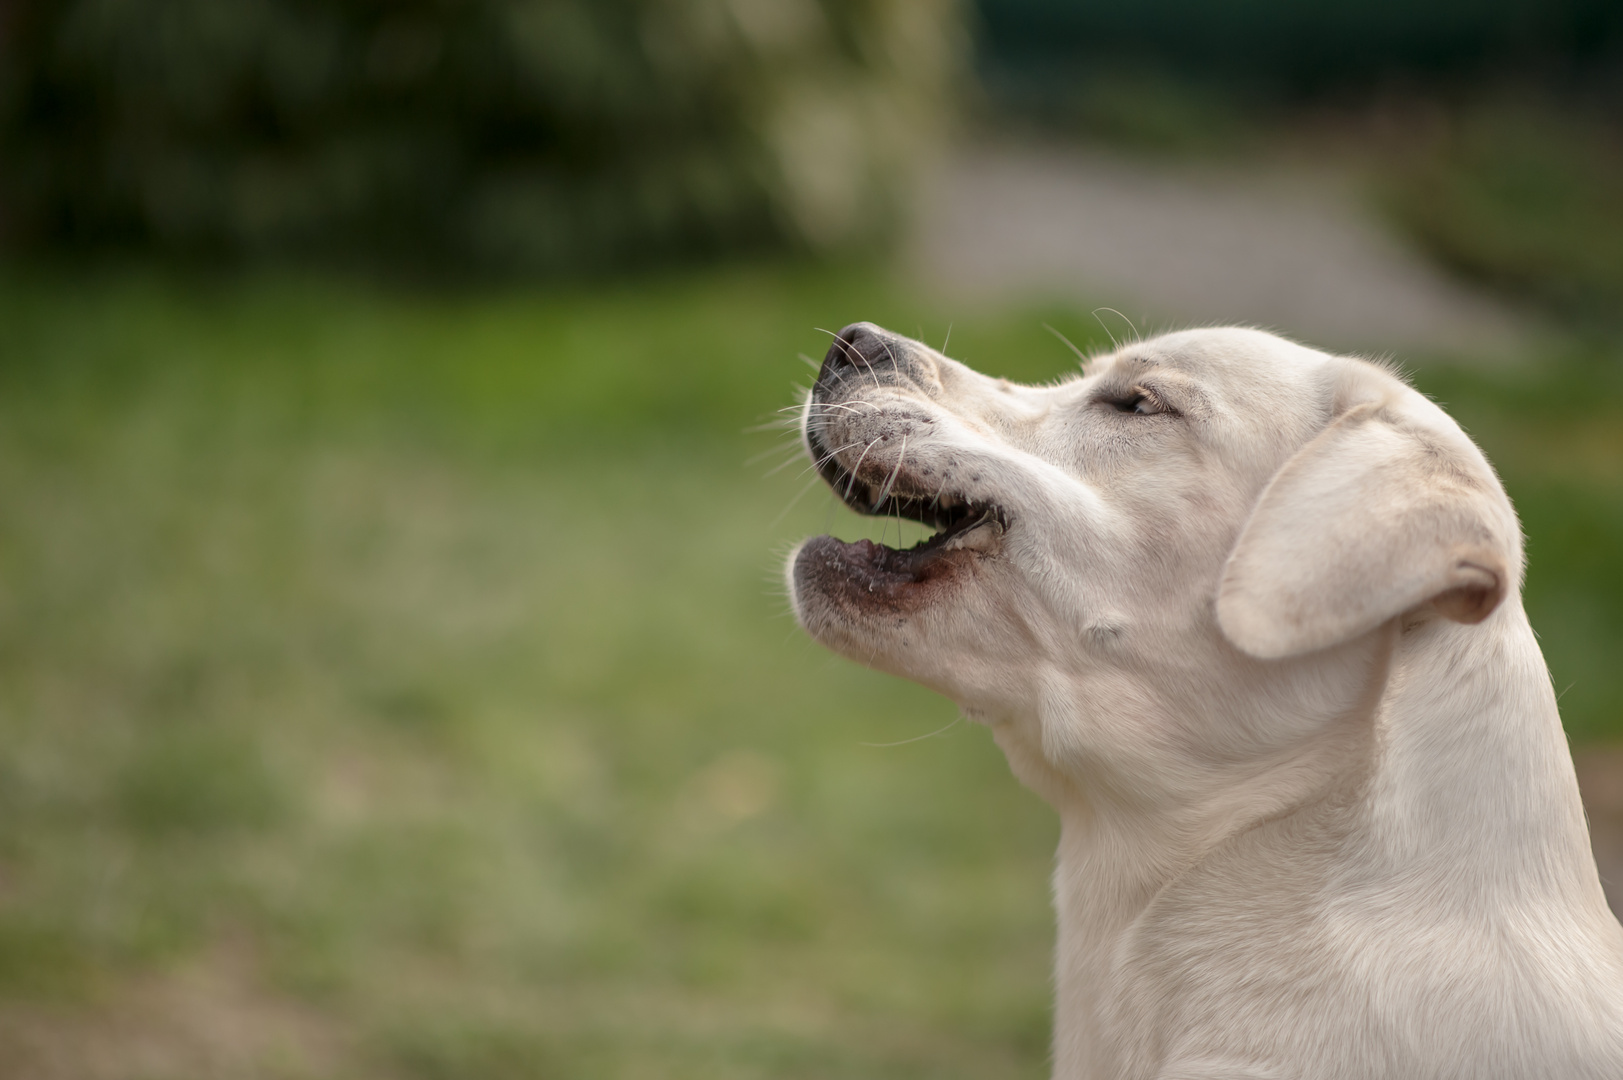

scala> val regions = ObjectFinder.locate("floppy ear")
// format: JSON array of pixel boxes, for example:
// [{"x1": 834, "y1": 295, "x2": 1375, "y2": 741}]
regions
[{"x1": 1216, "y1": 403, "x2": 1515, "y2": 660}]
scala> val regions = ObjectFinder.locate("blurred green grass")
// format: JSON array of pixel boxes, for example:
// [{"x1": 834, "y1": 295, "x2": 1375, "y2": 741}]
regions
[{"x1": 0, "y1": 265, "x2": 1619, "y2": 1077}]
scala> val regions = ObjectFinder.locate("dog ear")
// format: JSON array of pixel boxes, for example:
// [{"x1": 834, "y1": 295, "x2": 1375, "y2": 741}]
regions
[{"x1": 1216, "y1": 401, "x2": 1515, "y2": 660}]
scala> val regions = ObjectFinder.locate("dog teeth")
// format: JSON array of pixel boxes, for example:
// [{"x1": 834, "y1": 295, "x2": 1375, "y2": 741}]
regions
[
  {"x1": 866, "y1": 482, "x2": 884, "y2": 506},
  {"x1": 938, "y1": 493, "x2": 962, "y2": 509},
  {"x1": 944, "y1": 516, "x2": 1003, "y2": 553}
]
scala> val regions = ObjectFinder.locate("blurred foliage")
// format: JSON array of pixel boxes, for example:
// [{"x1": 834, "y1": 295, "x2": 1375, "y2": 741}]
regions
[
  {"x1": 0, "y1": 0, "x2": 964, "y2": 272},
  {"x1": 976, "y1": 0, "x2": 1623, "y2": 94},
  {"x1": 984, "y1": 64, "x2": 1262, "y2": 156},
  {"x1": 1381, "y1": 102, "x2": 1623, "y2": 324}
]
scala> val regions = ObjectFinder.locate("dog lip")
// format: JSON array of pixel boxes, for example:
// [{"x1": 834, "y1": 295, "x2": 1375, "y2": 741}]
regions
[
  {"x1": 805, "y1": 421, "x2": 1010, "y2": 539},
  {"x1": 795, "y1": 526, "x2": 996, "y2": 614}
]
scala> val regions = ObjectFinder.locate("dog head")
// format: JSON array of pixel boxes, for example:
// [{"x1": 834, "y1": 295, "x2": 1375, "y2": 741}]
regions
[{"x1": 788, "y1": 324, "x2": 1520, "y2": 807}]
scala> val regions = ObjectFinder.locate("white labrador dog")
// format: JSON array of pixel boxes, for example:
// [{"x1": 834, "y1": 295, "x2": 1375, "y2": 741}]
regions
[{"x1": 787, "y1": 324, "x2": 1623, "y2": 1079}]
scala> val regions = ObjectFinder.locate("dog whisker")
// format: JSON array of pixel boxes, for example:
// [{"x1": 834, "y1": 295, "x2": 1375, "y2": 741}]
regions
[
  {"x1": 859, "y1": 715, "x2": 963, "y2": 748},
  {"x1": 842, "y1": 437, "x2": 882, "y2": 501}
]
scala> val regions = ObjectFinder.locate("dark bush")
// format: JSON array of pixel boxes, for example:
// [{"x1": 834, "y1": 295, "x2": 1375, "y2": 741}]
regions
[
  {"x1": 0, "y1": 0, "x2": 965, "y2": 273},
  {"x1": 977, "y1": 0, "x2": 1623, "y2": 95}
]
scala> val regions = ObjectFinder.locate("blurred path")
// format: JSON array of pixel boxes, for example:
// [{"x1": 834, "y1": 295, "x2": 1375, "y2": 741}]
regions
[{"x1": 907, "y1": 143, "x2": 1526, "y2": 357}]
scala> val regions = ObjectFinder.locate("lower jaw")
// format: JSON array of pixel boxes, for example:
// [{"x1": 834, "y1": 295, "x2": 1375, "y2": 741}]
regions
[{"x1": 794, "y1": 535, "x2": 974, "y2": 618}]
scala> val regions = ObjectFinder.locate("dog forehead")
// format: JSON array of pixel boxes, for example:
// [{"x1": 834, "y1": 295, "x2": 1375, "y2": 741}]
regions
[
  {"x1": 1086, "y1": 328, "x2": 1338, "y2": 430},
  {"x1": 1105, "y1": 327, "x2": 1328, "y2": 383}
]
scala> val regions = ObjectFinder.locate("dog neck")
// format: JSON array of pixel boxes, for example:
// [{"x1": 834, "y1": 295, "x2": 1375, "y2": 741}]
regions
[
  {"x1": 1362, "y1": 605, "x2": 1602, "y2": 909},
  {"x1": 1000, "y1": 603, "x2": 1618, "y2": 1076}
]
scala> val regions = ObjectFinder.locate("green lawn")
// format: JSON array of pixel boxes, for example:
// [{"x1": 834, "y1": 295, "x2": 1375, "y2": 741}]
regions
[{"x1": 0, "y1": 265, "x2": 1618, "y2": 1078}]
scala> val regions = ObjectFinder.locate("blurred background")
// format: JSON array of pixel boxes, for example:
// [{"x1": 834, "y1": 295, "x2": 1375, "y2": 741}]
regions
[{"x1": 2, "y1": 2, "x2": 1623, "y2": 1077}]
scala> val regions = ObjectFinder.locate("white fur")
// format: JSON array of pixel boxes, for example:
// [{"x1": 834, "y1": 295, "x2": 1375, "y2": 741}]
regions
[{"x1": 788, "y1": 326, "x2": 1623, "y2": 1079}]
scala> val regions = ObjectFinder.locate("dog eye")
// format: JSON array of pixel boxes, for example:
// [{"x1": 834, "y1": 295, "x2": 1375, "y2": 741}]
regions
[{"x1": 1105, "y1": 389, "x2": 1169, "y2": 415}]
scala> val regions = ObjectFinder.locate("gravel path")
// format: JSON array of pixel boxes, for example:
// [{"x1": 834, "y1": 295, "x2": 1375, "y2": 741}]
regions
[{"x1": 907, "y1": 143, "x2": 1526, "y2": 357}]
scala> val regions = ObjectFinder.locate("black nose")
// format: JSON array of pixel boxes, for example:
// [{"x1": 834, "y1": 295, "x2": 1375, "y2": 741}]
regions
[{"x1": 820, "y1": 322, "x2": 899, "y2": 383}]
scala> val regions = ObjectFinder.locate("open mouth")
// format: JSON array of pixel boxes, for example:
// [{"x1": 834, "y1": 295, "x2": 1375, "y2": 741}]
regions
[{"x1": 800, "y1": 424, "x2": 1008, "y2": 604}]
